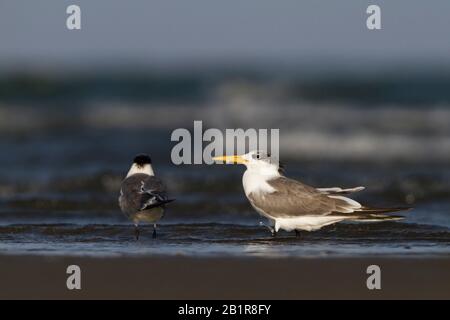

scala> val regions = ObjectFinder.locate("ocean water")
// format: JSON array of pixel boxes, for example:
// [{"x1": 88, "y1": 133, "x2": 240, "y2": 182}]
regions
[{"x1": 0, "y1": 70, "x2": 449, "y2": 257}]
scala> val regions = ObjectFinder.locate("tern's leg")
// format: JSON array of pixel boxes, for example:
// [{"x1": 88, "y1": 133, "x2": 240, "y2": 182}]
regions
[
  {"x1": 295, "y1": 230, "x2": 300, "y2": 238},
  {"x1": 152, "y1": 224, "x2": 157, "y2": 239},
  {"x1": 272, "y1": 220, "x2": 281, "y2": 238},
  {"x1": 259, "y1": 221, "x2": 276, "y2": 236},
  {"x1": 134, "y1": 223, "x2": 140, "y2": 241}
]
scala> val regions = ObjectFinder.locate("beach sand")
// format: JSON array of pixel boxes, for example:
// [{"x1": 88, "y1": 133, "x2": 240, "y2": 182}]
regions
[{"x1": 0, "y1": 255, "x2": 449, "y2": 299}]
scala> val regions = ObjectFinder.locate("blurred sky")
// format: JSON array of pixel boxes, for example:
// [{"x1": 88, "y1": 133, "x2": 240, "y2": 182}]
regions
[{"x1": 1, "y1": 0, "x2": 450, "y2": 72}]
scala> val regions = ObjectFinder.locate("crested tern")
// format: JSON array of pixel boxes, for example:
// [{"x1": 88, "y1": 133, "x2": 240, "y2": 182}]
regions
[
  {"x1": 213, "y1": 151, "x2": 409, "y2": 236},
  {"x1": 119, "y1": 154, "x2": 174, "y2": 240}
]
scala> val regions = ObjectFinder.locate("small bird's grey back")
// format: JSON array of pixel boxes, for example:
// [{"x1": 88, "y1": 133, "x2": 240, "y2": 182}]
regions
[{"x1": 119, "y1": 173, "x2": 169, "y2": 218}]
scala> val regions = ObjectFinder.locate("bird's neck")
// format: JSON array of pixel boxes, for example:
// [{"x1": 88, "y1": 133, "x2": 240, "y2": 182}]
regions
[
  {"x1": 242, "y1": 165, "x2": 280, "y2": 196},
  {"x1": 126, "y1": 164, "x2": 154, "y2": 178},
  {"x1": 245, "y1": 163, "x2": 280, "y2": 177}
]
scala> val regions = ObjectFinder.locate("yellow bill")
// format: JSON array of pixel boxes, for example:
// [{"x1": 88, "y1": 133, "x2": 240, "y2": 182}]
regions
[{"x1": 212, "y1": 155, "x2": 247, "y2": 164}]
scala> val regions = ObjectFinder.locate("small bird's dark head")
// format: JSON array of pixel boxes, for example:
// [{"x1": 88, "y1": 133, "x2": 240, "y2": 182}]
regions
[{"x1": 133, "y1": 154, "x2": 152, "y2": 167}]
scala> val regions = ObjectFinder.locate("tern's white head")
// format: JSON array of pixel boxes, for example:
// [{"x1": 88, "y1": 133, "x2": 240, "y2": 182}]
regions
[
  {"x1": 126, "y1": 154, "x2": 155, "y2": 178},
  {"x1": 213, "y1": 150, "x2": 281, "y2": 176}
]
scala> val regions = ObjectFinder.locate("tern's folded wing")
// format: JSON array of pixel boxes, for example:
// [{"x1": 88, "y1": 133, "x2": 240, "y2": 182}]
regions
[
  {"x1": 248, "y1": 177, "x2": 362, "y2": 218},
  {"x1": 119, "y1": 173, "x2": 172, "y2": 215}
]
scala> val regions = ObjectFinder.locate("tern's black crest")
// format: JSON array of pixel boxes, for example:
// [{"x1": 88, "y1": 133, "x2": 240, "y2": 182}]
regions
[{"x1": 133, "y1": 154, "x2": 152, "y2": 166}]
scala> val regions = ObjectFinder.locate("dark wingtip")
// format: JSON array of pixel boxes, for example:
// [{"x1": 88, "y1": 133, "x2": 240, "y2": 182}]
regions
[{"x1": 360, "y1": 206, "x2": 413, "y2": 214}]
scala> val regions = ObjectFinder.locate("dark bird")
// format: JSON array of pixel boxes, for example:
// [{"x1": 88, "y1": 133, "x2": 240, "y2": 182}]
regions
[{"x1": 119, "y1": 154, "x2": 174, "y2": 240}]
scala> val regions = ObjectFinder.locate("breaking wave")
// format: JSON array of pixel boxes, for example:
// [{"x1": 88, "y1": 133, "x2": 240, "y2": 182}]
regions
[{"x1": 1, "y1": 97, "x2": 450, "y2": 163}]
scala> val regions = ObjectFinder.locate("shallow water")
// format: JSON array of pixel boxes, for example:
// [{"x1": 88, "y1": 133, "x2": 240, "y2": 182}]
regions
[{"x1": 0, "y1": 211, "x2": 449, "y2": 257}]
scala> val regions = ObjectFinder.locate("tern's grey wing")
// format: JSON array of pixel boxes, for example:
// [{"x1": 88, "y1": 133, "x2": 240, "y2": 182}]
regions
[
  {"x1": 248, "y1": 176, "x2": 361, "y2": 218},
  {"x1": 119, "y1": 173, "x2": 172, "y2": 216}
]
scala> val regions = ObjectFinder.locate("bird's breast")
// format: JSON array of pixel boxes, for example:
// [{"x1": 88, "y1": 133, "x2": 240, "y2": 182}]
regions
[{"x1": 242, "y1": 171, "x2": 276, "y2": 198}]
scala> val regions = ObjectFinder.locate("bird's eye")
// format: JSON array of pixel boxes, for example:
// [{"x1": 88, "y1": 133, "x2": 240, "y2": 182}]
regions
[{"x1": 256, "y1": 154, "x2": 260, "y2": 159}]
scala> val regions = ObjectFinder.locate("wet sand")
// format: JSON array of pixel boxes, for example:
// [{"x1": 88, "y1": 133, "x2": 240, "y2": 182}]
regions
[{"x1": 0, "y1": 255, "x2": 449, "y2": 299}]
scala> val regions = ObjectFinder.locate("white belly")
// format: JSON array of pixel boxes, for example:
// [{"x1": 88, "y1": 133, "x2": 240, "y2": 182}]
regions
[
  {"x1": 274, "y1": 216, "x2": 348, "y2": 232},
  {"x1": 250, "y1": 200, "x2": 347, "y2": 232}
]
